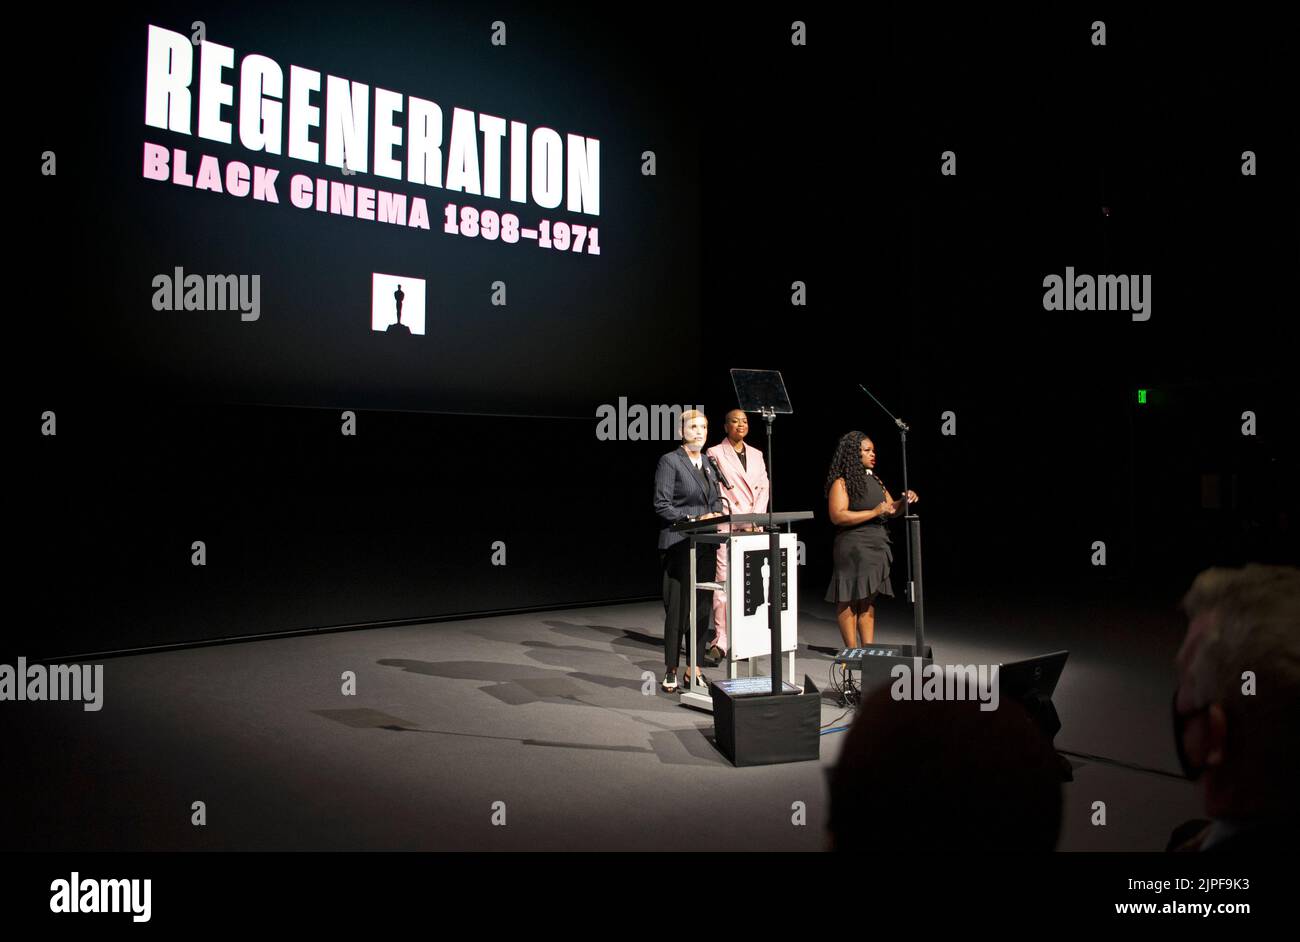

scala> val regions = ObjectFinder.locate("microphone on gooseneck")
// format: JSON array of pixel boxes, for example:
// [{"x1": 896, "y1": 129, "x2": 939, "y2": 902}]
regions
[
  {"x1": 707, "y1": 455, "x2": 731, "y2": 490},
  {"x1": 706, "y1": 456, "x2": 731, "y2": 516}
]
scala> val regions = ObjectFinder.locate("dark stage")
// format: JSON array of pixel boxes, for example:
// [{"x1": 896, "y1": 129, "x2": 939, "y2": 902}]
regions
[
  {"x1": 6, "y1": 1, "x2": 1297, "y2": 927},
  {"x1": 3, "y1": 586, "x2": 1201, "y2": 852}
]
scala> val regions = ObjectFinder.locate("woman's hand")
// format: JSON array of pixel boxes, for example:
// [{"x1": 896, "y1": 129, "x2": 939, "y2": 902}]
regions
[
  {"x1": 874, "y1": 501, "x2": 892, "y2": 519},
  {"x1": 903, "y1": 490, "x2": 919, "y2": 504}
]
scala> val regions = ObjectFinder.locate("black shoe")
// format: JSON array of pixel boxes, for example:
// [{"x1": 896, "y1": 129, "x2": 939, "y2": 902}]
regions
[{"x1": 661, "y1": 670, "x2": 678, "y2": 692}]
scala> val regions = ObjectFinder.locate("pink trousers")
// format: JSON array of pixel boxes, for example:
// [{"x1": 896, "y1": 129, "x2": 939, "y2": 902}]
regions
[{"x1": 711, "y1": 541, "x2": 729, "y2": 652}]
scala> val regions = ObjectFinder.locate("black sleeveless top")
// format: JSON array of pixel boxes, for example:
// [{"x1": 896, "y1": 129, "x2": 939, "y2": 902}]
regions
[{"x1": 837, "y1": 473, "x2": 889, "y2": 532}]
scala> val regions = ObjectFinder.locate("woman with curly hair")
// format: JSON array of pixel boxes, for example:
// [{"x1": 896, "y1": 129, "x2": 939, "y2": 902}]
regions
[{"x1": 824, "y1": 431, "x2": 919, "y2": 647}]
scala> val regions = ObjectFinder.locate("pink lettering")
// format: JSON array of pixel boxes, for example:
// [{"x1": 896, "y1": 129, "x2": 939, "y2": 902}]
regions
[
  {"x1": 195, "y1": 155, "x2": 223, "y2": 193},
  {"x1": 173, "y1": 149, "x2": 194, "y2": 187},
  {"x1": 290, "y1": 174, "x2": 312, "y2": 209},
  {"x1": 226, "y1": 161, "x2": 251, "y2": 198},
  {"x1": 409, "y1": 198, "x2": 430, "y2": 230},
  {"x1": 377, "y1": 192, "x2": 407, "y2": 226},
  {"x1": 357, "y1": 187, "x2": 375, "y2": 220},
  {"x1": 142, "y1": 142, "x2": 169, "y2": 181},
  {"x1": 252, "y1": 166, "x2": 279, "y2": 202},
  {"x1": 330, "y1": 182, "x2": 354, "y2": 216}
]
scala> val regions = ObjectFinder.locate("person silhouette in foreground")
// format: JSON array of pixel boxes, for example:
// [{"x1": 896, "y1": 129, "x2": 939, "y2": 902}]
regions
[
  {"x1": 828, "y1": 687, "x2": 1063, "y2": 851},
  {"x1": 1167, "y1": 564, "x2": 1300, "y2": 852}
]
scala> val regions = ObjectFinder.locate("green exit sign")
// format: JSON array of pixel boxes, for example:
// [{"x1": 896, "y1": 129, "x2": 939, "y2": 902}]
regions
[{"x1": 1137, "y1": 389, "x2": 1148, "y2": 404}]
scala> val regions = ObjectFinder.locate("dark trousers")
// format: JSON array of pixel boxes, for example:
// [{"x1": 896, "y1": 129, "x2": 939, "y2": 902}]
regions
[{"x1": 661, "y1": 540, "x2": 717, "y2": 670}]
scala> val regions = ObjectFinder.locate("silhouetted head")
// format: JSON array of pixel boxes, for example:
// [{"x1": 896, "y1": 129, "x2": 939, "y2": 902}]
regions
[
  {"x1": 1175, "y1": 564, "x2": 1300, "y2": 821},
  {"x1": 828, "y1": 688, "x2": 1063, "y2": 851}
]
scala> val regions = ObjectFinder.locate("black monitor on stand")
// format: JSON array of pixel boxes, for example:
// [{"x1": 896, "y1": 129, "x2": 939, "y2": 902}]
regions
[
  {"x1": 730, "y1": 369, "x2": 793, "y2": 695},
  {"x1": 730, "y1": 369, "x2": 792, "y2": 513}
]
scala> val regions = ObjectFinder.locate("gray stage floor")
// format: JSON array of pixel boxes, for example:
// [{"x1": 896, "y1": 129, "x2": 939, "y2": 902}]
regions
[{"x1": 3, "y1": 593, "x2": 1203, "y2": 851}]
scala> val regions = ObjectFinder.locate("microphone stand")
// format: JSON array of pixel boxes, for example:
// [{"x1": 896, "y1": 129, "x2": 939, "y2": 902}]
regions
[
  {"x1": 760, "y1": 407, "x2": 776, "y2": 513},
  {"x1": 760, "y1": 406, "x2": 781, "y2": 694},
  {"x1": 858, "y1": 384, "x2": 925, "y2": 657}
]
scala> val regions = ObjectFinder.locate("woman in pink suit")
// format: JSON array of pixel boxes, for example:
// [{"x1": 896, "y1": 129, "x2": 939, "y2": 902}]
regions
[{"x1": 705, "y1": 410, "x2": 770, "y2": 658}]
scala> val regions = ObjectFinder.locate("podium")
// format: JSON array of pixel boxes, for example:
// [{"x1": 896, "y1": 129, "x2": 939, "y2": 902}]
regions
[{"x1": 669, "y1": 511, "x2": 813, "y2": 711}]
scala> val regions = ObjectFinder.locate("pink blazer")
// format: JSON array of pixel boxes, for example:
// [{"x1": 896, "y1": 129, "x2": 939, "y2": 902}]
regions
[{"x1": 705, "y1": 441, "x2": 769, "y2": 515}]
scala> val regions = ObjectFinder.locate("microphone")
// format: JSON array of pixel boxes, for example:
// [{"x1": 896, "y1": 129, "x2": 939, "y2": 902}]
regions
[{"x1": 707, "y1": 454, "x2": 732, "y2": 490}]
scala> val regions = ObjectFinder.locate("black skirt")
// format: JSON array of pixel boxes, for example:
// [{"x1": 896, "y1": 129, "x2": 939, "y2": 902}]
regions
[{"x1": 825, "y1": 523, "x2": 893, "y2": 603}]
